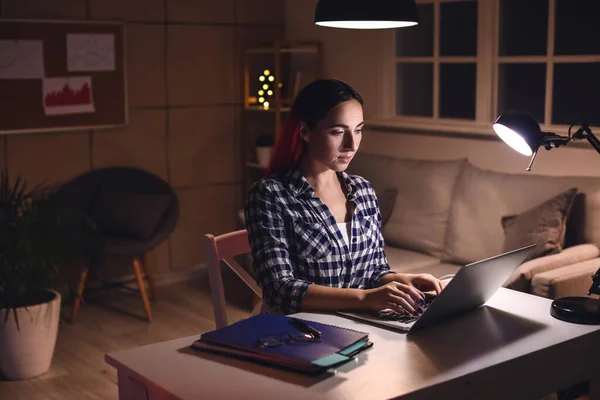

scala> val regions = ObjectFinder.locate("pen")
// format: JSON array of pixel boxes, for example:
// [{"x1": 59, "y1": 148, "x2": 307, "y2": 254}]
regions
[{"x1": 289, "y1": 317, "x2": 321, "y2": 338}]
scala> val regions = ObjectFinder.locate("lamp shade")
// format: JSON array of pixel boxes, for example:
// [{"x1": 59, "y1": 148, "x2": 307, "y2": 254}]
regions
[
  {"x1": 315, "y1": 0, "x2": 419, "y2": 29},
  {"x1": 492, "y1": 112, "x2": 544, "y2": 156}
]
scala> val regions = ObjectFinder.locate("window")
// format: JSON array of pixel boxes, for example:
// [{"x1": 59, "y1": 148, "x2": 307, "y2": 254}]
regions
[
  {"x1": 393, "y1": 0, "x2": 600, "y2": 131},
  {"x1": 395, "y1": 0, "x2": 478, "y2": 122}
]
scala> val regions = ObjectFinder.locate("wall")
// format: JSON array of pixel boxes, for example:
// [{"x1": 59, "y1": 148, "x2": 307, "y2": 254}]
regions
[
  {"x1": 0, "y1": 0, "x2": 284, "y2": 283},
  {"x1": 285, "y1": 0, "x2": 600, "y2": 177}
]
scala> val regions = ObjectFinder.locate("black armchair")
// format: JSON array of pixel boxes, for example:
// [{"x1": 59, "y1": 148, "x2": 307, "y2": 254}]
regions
[{"x1": 56, "y1": 167, "x2": 179, "y2": 322}]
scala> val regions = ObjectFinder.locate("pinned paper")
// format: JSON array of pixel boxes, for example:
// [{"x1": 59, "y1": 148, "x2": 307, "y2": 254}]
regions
[
  {"x1": 67, "y1": 33, "x2": 115, "y2": 72},
  {"x1": 0, "y1": 40, "x2": 44, "y2": 79},
  {"x1": 43, "y1": 76, "x2": 95, "y2": 116}
]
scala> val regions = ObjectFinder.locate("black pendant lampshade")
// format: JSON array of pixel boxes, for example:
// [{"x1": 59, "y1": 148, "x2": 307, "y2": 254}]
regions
[{"x1": 315, "y1": 0, "x2": 419, "y2": 29}]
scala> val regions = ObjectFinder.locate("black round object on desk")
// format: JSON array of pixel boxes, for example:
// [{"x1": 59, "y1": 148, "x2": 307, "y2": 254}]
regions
[{"x1": 550, "y1": 297, "x2": 600, "y2": 324}]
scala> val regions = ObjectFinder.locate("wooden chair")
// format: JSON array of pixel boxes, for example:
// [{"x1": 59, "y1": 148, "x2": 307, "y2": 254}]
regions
[{"x1": 204, "y1": 230, "x2": 262, "y2": 329}]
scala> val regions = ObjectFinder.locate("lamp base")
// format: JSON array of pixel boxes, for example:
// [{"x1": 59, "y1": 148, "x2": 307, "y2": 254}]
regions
[{"x1": 550, "y1": 296, "x2": 600, "y2": 324}]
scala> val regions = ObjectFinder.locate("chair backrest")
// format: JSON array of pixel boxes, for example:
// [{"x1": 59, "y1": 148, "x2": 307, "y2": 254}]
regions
[
  {"x1": 56, "y1": 167, "x2": 179, "y2": 252},
  {"x1": 204, "y1": 229, "x2": 262, "y2": 329}
]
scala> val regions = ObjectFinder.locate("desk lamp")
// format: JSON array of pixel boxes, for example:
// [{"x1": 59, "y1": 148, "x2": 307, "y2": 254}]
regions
[
  {"x1": 315, "y1": 0, "x2": 419, "y2": 29},
  {"x1": 493, "y1": 111, "x2": 600, "y2": 324}
]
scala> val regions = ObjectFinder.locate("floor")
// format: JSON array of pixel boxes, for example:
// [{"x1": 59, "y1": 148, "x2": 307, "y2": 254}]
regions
[{"x1": 0, "y1": 271, "x2": 252, "y2": 400}]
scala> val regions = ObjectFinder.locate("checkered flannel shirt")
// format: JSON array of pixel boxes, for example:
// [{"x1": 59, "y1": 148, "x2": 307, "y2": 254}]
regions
[{"x1": 245, "y1": 168, "x2": 393, "y2": 314}]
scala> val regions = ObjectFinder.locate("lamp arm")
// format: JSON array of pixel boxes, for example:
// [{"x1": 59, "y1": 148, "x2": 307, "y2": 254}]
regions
[
  {"x1": 589, "y1": 267, "x2": 600, "y2": 296},
  {"x1": 582, "y1": 125, "x2": 600, "y2": 155}
]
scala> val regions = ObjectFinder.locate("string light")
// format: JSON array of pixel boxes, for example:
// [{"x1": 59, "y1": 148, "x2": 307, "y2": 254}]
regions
[{"x1": 255, "y1": 70, "x2": 277, "y2": 109}]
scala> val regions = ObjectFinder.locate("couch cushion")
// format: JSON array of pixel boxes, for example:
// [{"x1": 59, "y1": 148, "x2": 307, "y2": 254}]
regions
[
  {"x1": 348, "y1": 154, "x2": 466, "y2": 258},
  {"x1": 379, "y1": 188, "x2": 398, "y2": 227},
  {"x1": 443, "y1": 162, "x2": 600, "y2": 265},
  {"x1": 503, "y1": 243, "x2": 599, "y2": 293},
  {"x1": 401, "y1": 262, "x2": 462, "y2": 279},
  {"x1": 384, "y1": 246, "x2": 440, "y2": 273},
  {"x1": 501, "y1": 187, "x2": 578, "y2": 261}
]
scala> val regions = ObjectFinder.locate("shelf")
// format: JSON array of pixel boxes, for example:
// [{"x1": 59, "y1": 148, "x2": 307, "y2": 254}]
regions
[
  {"x1": 244, "y1": 106, "x2": 291, "y2": 113},
  {"x1": 241, "y1": 40, "x2": 321, "y2": 207},
  {"x1": 246, "y1": 162, "x2": 267, "y2": 170},
  {"x1": 245, "y1": 48, "x2": 320, "y2": 55}
]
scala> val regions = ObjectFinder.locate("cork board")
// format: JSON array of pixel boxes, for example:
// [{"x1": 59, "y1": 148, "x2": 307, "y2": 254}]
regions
[{"x1": 0, "y1": 19, "x2": 127, "y2": 134}]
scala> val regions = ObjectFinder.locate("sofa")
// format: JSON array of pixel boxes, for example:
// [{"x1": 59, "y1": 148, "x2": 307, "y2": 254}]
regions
[{"x1": 346, "y1": 153, "x2": 600, "y2": 300}]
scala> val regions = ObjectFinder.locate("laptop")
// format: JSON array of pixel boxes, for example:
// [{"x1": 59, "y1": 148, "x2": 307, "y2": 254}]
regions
[{"x1": 337, "y1": 244, "x2": 536, "y2": 334}]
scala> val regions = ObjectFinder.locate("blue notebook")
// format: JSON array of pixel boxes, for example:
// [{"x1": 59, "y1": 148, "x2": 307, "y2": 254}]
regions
[{"x1": 194, "y1": 313, "x2": 371, "y2": 372}]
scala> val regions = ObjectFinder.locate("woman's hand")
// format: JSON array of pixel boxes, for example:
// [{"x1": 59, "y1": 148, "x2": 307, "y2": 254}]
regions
[
  {"x1": 393, "y1": 273, "x2": 446, "y2": 295},
  {"x1": 361, "y1": 281, "x2": 426, "y2": 315}
]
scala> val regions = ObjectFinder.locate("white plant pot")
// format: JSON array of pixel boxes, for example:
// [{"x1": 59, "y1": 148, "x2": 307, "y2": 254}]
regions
[
  {"x1": 256, "y1": 146, "x2": 273, "y2": 168},
  {"x1": 0, "y1": 290, "x2": 61, "y2": 380}
]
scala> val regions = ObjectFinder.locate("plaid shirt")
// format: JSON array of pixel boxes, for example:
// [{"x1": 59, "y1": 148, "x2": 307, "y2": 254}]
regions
[{"x1": 245, "y1": 168, "x2": 392, "y2": 314}]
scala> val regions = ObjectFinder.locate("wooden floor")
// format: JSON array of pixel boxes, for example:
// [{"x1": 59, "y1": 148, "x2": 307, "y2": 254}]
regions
[{"x1": 0, "y1": 273, "x2": 253, "y2": 400}]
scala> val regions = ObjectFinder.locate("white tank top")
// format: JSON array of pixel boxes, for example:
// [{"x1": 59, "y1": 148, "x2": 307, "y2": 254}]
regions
[{"x1": 337, "y1": 221, "x2": 352, "y2": 247}]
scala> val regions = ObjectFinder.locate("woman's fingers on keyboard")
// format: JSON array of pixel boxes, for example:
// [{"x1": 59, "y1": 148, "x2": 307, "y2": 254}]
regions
[
  {"x1": 391, "y1": 284, "x2": 425, "y2": 313},
  {"x1": 386, "y1": 300, "x2": 414, "y2": 315},
  {"x1": 388, "y1": 293, "x2": 416, "y2": 314}
]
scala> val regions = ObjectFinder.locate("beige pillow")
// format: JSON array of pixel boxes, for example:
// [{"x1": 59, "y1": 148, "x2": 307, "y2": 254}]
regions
[
  {"x1": 501, "y1": 188, "x2": 578, "y2": 261},
  {"x1": 441, "y1": 162, "x2": 600, "y2": 265},
  {"x1": 381, "y1": 158, "x2": 466, "y2": 258},
  {"x1": 379, "y1": 188, "x2": 398, "y2": 227},
  {"x1": 347, "y1": 154, "x2": 467, "y2": 257}
]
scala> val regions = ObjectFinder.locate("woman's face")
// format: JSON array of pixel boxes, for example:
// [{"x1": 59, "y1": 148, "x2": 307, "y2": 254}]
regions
[{"x1": 302, "y1": 99, "x2": 364, "y2": 172}]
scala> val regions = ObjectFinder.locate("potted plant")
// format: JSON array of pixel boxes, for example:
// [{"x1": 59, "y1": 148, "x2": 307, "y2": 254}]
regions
[
  {"x1": 0, "y1": 171, "x2": 96, "y2": 380},
  {"x1": 255, "y1": 134, "x2": 275, "y2": 168}
]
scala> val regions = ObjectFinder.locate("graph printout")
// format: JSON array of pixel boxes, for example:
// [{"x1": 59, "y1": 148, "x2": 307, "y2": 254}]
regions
[
  {"x1": 43, "y1": 76, "x2": 95, "y2": 116},
  {"x1": 67, "y1": 33, "x2": 115, "y2": 72},
  {"x1": 0, "y1": 40, "x2": 45, "y2": 79}
]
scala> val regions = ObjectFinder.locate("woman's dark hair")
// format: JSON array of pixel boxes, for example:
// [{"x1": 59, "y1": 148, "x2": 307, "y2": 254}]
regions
[{"x1": 266, "y1": 78, "x2": 363, "y2": 176}]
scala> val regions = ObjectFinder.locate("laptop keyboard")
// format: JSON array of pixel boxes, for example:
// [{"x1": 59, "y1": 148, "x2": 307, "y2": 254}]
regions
[{"x1": 376, "y1": 295, "x2": 436, "y2": 323}]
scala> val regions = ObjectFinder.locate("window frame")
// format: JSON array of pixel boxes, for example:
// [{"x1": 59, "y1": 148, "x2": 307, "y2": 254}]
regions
[{"x1": 373, "y1": 0, "x2": 600, "y2": 136}]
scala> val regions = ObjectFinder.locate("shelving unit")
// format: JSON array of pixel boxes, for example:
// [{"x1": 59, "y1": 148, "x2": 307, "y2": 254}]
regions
[{"x1": 240, "y1": 40, "x2": 322, "y2": 200}]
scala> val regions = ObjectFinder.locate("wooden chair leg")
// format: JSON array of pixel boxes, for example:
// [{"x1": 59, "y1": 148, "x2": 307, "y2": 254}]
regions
[
  {"x1": 137, "y1": 255, "x2": 157, "y2": 301},
  {"x1": 71, "y1": 267, "x2": 89, "y2": 324},
  {"x1": 132, "y1": 257, "x2": 152, "y2": 322}
]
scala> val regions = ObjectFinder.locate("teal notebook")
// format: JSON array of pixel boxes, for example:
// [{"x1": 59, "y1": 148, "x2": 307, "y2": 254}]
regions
[{"x1": 193, "y1": 313, "x2": 371, "y2": 373}]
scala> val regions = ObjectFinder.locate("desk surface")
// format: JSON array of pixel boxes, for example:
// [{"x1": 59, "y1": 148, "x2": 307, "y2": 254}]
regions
[{"x1": 106, "y1": 288, "x2": 600, "y2": 400}]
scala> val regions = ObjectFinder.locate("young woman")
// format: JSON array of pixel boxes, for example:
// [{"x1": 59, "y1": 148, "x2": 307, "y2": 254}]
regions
[{"x1": 245, "y1": 78, "x2": 444, "y2": 315}]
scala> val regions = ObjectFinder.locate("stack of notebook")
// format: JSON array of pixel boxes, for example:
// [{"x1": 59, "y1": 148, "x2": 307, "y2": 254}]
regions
[{"x1": 192, "y1": 313, "x2": 372, "y2": 374}]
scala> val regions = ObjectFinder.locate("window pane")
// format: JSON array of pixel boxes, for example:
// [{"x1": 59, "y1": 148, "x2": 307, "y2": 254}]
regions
[
  {"x1": 553, "y1": 63, "x2": 600, "y2": 126},
  {"x1": 396, "y1": 4, "x2": 433, "y2": 57},
  {"x1": 440, "y1": 63, "x2": 476, "y2": 119},
  {"x1": 555, "y1": 0, "x2": 600, "y2": 55},
  {"x1": 440, "y1": 1, "x2": 477, "y2": 56},
  {"x1": 499, "y1": 0, "x2": 548, "y2": 56},
  {"x1": 396, "y1": 63, "x2": 433, "y2": 117},
  {"x1": 497, "y1": 63, "x2": 546, "y2": 123}
]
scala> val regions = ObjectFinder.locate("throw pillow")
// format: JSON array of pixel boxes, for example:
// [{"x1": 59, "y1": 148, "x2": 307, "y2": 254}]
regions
[
  {"x1": 379, "y1": 188, "x2": 398, "y2": 227},
  {"x1": 91, "y1": 186, "x2": 172, "y2": 240},
  {"x1": 501, "y1": 187, "x2": 578, "y2": 261}
]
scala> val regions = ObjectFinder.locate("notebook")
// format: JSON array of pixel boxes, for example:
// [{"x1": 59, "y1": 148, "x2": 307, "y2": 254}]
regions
[{"x1": 192, "y1": 313, "x2": 371, "y2": 373}]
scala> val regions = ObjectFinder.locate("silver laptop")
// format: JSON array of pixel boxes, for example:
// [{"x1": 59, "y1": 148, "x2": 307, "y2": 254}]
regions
[{"x1": 338, "y1": 244, "x2": 536, "y2": 334}]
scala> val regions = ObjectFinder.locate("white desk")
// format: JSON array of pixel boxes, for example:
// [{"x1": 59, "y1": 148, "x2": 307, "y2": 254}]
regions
[{"x1": 106, "y1": 288, "x2": 600, "y2": 399}]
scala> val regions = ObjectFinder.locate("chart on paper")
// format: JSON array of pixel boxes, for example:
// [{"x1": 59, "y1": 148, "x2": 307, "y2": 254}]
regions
[
  {"x1": 67, "y1": 33, "x2": 115, "y2": 72},
  {"x1": 43, "y1": 77, "x2": 95, "y2": 116},
  {"x1": 0, "y1": 40, "x2": 45, "y2": 79}
]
